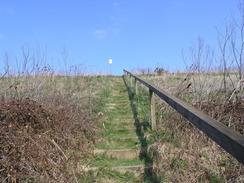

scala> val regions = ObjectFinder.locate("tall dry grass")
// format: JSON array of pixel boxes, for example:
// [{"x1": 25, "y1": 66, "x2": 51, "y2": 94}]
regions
[{"x1": 134, "y1": 72, "x2": 243, "y2": 182}]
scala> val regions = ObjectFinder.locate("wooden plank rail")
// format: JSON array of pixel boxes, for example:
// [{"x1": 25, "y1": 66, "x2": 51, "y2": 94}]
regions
[{"x1": 123, "y1": 69, "x2": 244, "y2": 164}]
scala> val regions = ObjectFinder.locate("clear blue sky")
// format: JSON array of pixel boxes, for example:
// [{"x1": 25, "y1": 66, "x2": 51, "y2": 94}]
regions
[{"x1": 0, "y1": 0, "x2": 240, "y2": 75}]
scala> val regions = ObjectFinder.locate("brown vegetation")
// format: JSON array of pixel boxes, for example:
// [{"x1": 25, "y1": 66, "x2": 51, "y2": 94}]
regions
[
  {"x1": 0, "y1": 73, "x2": 107, "y2": 182},
  {"x1": 137, "y1": 72, "x2": 244, "y2": 182}
]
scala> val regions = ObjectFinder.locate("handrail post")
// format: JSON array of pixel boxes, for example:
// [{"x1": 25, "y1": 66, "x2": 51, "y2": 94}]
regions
[
  {"x1": 135, "y1": 78, "x2": 138, "y2": 95},
  {"x1": 149, "y1": 89, "x2": 156, "y2": 130}
]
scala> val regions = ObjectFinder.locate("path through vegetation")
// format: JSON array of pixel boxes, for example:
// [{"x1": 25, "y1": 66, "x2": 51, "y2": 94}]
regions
[{"x1": 82, "y1": 76, "x2": 154, "y2": 182}]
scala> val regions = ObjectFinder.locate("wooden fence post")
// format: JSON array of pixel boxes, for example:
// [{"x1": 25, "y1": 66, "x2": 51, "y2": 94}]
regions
[
  {"x1": 149, "y1": 89, "x2": 156, "y2": 130},
  {"x1": 135, "y1": 78, "x2": 138, "y2": 95}
]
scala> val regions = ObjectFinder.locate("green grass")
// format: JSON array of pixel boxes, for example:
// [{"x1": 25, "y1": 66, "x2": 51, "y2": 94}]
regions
[
  {"x1": 95, "y1": 137, "x2": 154, "y2": 150},
  {"x1": 208, "y1": 174, "x2": 224, "y2": 183},
  {"x1": 171, "y1": 157, "x2": 188, "y2": 171},
  {"x1": 103, "y1": 129, "x2": 143, "y2": 138},
  {"x1": 95, "y1": 138, "x2": 139, "y2": 149},
  {"x1": 106, "y1": 106, "x2": 133, "y2": 113},
  {"x1": 100, "y1": 121, "x2": 136, "y2": 130}
]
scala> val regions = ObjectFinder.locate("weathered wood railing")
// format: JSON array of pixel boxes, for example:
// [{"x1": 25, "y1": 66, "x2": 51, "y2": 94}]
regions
[{"x1": 123, "y1": 69, "x2": 244, "y2": 164}]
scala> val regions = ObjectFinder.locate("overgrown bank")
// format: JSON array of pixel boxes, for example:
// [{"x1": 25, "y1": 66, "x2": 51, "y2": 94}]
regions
[
  {"x1": 0, "y1": 74, "x2": 110, "y2": 182},
  {"x1": 133, "y1": 73, "x2": 243, "y2": 182}
]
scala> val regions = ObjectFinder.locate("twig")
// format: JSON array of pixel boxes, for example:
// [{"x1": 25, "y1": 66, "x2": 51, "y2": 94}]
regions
[
  {"x1": 1, "y1": 65, "x2": 9, "y2": 78},
  {"x1": 229, "y1": 79, "x2": 242, "y2": 101},
  {"x1": 50, "y1": 139, "x2": 78, "y2": 182},
  {"x1": 50, "y1": 139, "x2": 68, "y2": 160},
  {"x1": 72, "y1": 166, "x2": 79, "y2": 183}
]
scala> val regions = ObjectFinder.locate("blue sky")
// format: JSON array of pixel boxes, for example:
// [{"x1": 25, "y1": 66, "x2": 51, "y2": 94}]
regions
[{"x1": 0, "y1": 0, "x2": 240, "y2": 75}]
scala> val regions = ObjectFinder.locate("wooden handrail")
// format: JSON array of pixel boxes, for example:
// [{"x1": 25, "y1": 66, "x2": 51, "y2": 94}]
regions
[{"x1": 123, "y1": 69, "x2": 244, "y2": 164}]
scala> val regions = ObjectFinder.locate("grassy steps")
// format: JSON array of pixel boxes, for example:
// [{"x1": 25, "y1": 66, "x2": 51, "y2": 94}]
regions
[
  {"x1": 80, "y1": 76, "x2": 153, "y2": 182},
  {"x1": 94, "y1": 137, "x2": 148, "y2": 150}
]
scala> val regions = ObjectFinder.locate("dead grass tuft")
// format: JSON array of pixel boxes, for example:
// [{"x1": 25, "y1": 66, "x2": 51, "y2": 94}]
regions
[
  {"x1": 151, "y1": 141, "x2": 244, "y2": 182},
  {"x1": 199, "y1": 96, "x2": 244, "y2": 134}
]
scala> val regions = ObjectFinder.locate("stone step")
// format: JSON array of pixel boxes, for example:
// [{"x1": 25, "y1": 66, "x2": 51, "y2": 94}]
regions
[
  {"x1": 105, "y1": 104, "x2": 130, "y2": 108},
  {"x1": 78, "y1": 164, "x2": 151, "y2": 177},
  {"x1": 96, "y1": 135, "x2": 153, "y2": 150},
  {"x1": 111, "y1": 127, "x2": 141, "y2": 131},
  {"x1": 95, "y1": 136, "x2": 148, "y2": 150},
  {"x1": 94, "y1": 147, "x2": 149, "y2": 159},
  {"x1": 106, "y1": 104, "x2": 131, "y2": 108},
  {"x1": 104, "y1": 135, "x2": 142, "y2": 140},
  {"x1": 78, "y1": 164, "x2": 152, "y2": 178},
  {"x1": 110, "y1": 119, "x2": 135, "y2": 123},
  {"x1": 106, "y1": 114, "x2": 135, "y2": 118},
  {"x1": 109, "y1": 99, "x2": 130, "y2": 103},
  {"x1": 103, "y1": 129, "x2": 144, "y2": 139},
  {"x1": 102, "y1": 122, "x2": 135, "y2": 130},
  {"x1": 106, "y1": 109, "x2": 133, "y2": 114},
  {"x1": 106, "y1": 127, "x2": 145, "y2": 134},
  {"x1": 110, "y1": 165, "x2": 152, "y2": 178},
  {"x1": 107, "y1": 135, "x2": 149, "y2": 141},
  {"x1": 105, "y1": 111, "x2": 134, "y2": 116}
]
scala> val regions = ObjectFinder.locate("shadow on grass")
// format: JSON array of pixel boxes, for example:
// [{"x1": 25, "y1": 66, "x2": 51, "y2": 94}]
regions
[{"x1": 123, "y1": 76, "x2": 159, "y2": 183}]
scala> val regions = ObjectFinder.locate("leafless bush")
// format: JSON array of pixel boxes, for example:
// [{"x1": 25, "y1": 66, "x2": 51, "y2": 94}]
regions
[
  {"x1": 0, "y1": 96, "x2": 101, "y2": 182},
  {"x1": 0, "y1": 46, "x2": 107, "y2": 182},
  {"x1": 131, "y1": 68, "x2": 154, "y2": 75},
  {"x1": 0, "y1": 76, "x2": 104, "y2": 182}
]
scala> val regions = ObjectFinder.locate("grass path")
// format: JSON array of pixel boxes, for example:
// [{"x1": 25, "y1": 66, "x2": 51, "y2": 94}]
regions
[{"x1": 81, "y1": 76, "x2": 154, "y2": 182}]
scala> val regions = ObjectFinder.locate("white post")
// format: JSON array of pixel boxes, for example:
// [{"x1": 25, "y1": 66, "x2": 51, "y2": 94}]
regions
[{"x1": 109, "y1": 59, "x2": 112, "y2": 75}]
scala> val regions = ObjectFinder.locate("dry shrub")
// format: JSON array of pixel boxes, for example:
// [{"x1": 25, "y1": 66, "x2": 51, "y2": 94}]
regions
[
  {"x1": 151, "y1": 141, "x2": 244, "y2": 183},
  {"x1": 199, "y1": 96, "x2": 244, "y2": 134},
  {"x1": 0, "y1": 74, "x2": 106, "y2": 182},
  {"x1": 151, "y1": 110, "x2": 243, "y2": 182},
  {"x1": 0, "y1": 97, "x2": 98, "y2": 182}
]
